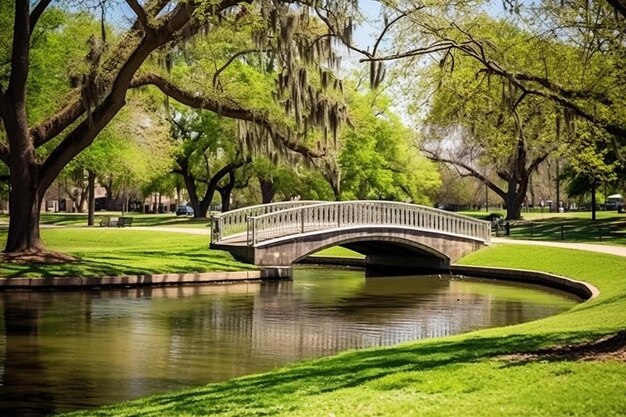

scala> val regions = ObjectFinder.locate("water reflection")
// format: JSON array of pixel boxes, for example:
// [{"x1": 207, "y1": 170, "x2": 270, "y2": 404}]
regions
[{"x1": 0, "y1": 270, "x2": 579, "y2": 416}]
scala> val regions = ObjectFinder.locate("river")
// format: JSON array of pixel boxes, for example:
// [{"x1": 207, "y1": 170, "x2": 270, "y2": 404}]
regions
[{"x1": 0, "y1": 268, "x2": 579, "y2": 416}]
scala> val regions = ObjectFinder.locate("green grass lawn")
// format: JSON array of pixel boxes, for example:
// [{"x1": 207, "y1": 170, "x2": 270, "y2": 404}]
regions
[
  {"x1": 310, "y1": 246, "x2": 365, "y2": 258},
  {"x1": 0, "y1": 228, "x2": 254, "y2": 278},
  {"x1": 62, "y1": 245, "x2": 626, "y2": 417}
]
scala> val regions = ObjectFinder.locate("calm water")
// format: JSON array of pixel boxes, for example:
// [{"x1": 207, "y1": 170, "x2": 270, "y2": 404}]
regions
[{"x1": 0, "y1": 269, "x2": 579, "y2": 416}]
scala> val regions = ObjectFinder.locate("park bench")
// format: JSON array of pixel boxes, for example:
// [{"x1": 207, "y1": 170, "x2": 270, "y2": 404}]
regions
[
  {"x1": 116, "y1": 217, "x2": 134, "y2": 228},
  {"x1": 99, "y1": 216, "x2": 112, "y2": 227}
]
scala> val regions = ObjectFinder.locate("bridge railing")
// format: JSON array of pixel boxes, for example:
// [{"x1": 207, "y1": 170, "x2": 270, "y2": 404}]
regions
[
  {"x1": 211, "y1": 201, "x2": 323, "y2": 243},
  {"x1": 246, "y1": 201, "x2": 491, "y2": 246}
]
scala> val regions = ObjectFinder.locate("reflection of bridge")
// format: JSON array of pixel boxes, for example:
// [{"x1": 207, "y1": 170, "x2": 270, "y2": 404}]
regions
[{"x1": 210, "y1": 201, "x2": 490, "y2": 272}]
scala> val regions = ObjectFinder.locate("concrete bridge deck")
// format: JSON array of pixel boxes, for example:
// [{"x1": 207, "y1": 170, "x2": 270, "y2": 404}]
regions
[{"x1": 210, "y1": 201, "x2": 491, "y2": 273}]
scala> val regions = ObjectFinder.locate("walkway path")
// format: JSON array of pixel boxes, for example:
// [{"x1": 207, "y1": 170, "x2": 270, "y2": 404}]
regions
[
  {"x1": 491, "y1": 237, "x2": 626, "y2": 257},
  {"x1": 132, "y1": 226, "x2": 213, "y2": 235}
]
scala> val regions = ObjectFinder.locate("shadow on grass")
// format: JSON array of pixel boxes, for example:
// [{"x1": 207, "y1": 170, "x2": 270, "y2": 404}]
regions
[
  {"x1": 71, "y1": 330, "x2": 609, "y2": 417},
  {"x1": 1, "y1": 249, "x2": 253, "y2": 279}
]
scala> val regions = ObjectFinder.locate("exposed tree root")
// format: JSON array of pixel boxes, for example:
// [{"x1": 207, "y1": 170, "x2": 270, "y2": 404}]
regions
[{"x1": 1, "y1": 250, "x2": 77, "y2": 264}]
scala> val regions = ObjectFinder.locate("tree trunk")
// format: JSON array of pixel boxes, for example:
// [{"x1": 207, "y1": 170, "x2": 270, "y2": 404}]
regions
[
  {"x1": 505, "y1": 195, "x2": 523, "y2": 220},
  {"x1": 87, "y1": 170, "x2": 96, "y2": 226},
  {"x1": 77, "y1": 188, "x2": 87, "y2": 213},
  {"x1": 218, "y1": 171, "x2": 236, "y2": 212},
  {"x1": 591, "y1": 181, "x2": 597, "y2": 221},
  {"x1": 103, "y1": 179, "x2": 115, "y2": 210},
  {"x1": 5, "y1": 179, "x2": 45, "y2": 253},
  {"x1": 503, "y1": 177, "x2": 528, "y2": 220},
  {"x1": 259, "y1": 177, "x2": 276, "y2": 204},
  {"x1": 176, "y1": 158, "x2": 243, "y2": 219},
  {"x1": 330, "y1": 180, "x2": 341, "y2": 201}
]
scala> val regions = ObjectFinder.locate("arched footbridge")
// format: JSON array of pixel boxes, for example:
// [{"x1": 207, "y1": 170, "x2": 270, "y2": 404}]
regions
[{"x1": 210, "y1": 201, "x2": 491, "y2": 271}]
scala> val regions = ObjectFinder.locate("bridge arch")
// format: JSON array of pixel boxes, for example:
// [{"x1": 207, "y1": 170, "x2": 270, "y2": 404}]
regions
[{"x1": 293, "y1": 234, "x2": 450, "y2": 264}]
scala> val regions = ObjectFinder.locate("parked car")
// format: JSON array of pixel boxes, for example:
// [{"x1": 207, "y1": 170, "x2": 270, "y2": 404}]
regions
[
  {"x1": 606, "y1": 194, "x2": 624, "y2": 211},
  {"x1": 176, "y1": 205, "x2": 194, "y2": 216}
]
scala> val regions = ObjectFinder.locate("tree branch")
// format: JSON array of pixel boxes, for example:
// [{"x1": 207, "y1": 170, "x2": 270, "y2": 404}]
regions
[
  {"x1": 39, "y1": 2, "x2": 203, "y2": 192},
  {"x1": 29, "y1": 0, "x2": 53, "y2": 36},
  {"x1": 31, "y1": 94, "x2": 84, "y2": 148},
  {"x1": 125, "y1": 0, "x2": 149, "y2": 29},
  {"x1": 313, "y1": 6, "x2": 372, "y2": 58},
  {"x1": 372, "y1": 11, "x2": 410, "y2": 57},
  {"x1": 421, "y1": 148, "x2": 507, "y2": 199},
  {"x1": 527, "y1": 152, "x2": 551, "y2": 175},
  {"x1": 8, "y1": 0, "x2": 30, "y2": 101},
  {"x1": 512, "y1": 72, "x2": 613, "y2": 106},
  {"x1": 130, "y1": 73, "x2": 324, "y2": 158},
  {"x1": 33, "y1": 0, "x2": 240, "y2": 149},
  {"x1": 367, "y1": 36, "x2": 626, "y2": 143},
  {"x1": 213, "y1": 49, "x2": 268, "y2": 88},
  {"x1": 606, "y1": 0, "x2": 626, "y2": 20}
]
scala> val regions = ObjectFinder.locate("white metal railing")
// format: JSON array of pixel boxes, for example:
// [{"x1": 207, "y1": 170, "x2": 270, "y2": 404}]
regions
[
  {"x1": 211, "y1": 201, "x2": 323, "y2": 243},
  {"x1": 243, "y1": 201, "x2": 491, "y2": 246}
]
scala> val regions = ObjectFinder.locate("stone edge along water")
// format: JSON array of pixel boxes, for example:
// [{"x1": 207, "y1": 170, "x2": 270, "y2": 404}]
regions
[{"x1": 0, "y1": 262, "x2": 598, "y2": 301}]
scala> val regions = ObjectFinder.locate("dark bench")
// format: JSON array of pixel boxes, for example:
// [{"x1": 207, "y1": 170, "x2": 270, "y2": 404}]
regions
[{"x1": 116, "y1": 217, "x2": 134, "y2": 228}]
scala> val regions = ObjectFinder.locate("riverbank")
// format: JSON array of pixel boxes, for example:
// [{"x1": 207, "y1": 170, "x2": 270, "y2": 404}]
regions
[{"x1": 62, "y1": 244, "x2": 626, "y2": 417}]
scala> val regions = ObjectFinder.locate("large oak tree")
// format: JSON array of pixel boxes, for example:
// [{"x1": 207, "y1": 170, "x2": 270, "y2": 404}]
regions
[{"x1": 0, "y1": 0, "x2": 354, "y2": 255}]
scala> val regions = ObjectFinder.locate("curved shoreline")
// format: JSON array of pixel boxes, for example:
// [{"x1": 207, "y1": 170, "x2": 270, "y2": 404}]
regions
[
  {"x1": 299, "y1": 256, "x2": 599, "y2": 300},
  {"x1": 0, "y1": 258, "x2": 598, "y2": 301}
]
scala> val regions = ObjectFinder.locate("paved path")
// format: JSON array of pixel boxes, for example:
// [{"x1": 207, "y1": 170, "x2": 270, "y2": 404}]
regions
[
  {"x1": 492, "y1": 237, "x2": 626, "y2": 258},
  {"x1": 131, "y1": 226, "x2": 213, "y2": 235}
]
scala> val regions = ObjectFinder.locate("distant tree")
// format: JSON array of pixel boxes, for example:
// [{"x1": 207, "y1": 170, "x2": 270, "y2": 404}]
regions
[
  {"x1": 340, "y1": 87, "x2": 439, "y2": 203},
  {"x1": 168, "y1": 108, "x2": 248, "y2": 218},
  {"x1": 416, "y1": 23, "x2": 570, "y2": 219},
  {"x1": 564, "y1": 125, "x2": 621, "y2": 219}
]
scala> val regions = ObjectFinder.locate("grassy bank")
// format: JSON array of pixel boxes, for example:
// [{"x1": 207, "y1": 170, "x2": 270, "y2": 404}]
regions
[
  {"x1": 64, "y1": 245, "x2": 626, "y2": 417},
  {"x1": 0, "y1": 228, "x2": 254, "y2": 278}
]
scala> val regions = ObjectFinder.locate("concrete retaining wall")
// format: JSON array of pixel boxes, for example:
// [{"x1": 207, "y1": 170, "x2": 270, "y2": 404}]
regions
[
  {"x1": 0, "y1": 268, "x2": 291, "y2": 290},
  {"x1": 296, "y1": 257, "x2": 599, "y2": 301}
]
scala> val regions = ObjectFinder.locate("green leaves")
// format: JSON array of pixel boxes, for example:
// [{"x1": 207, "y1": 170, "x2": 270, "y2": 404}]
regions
[{"x1": 339, "y1": 87, "x2": 440, "y2": 202}]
